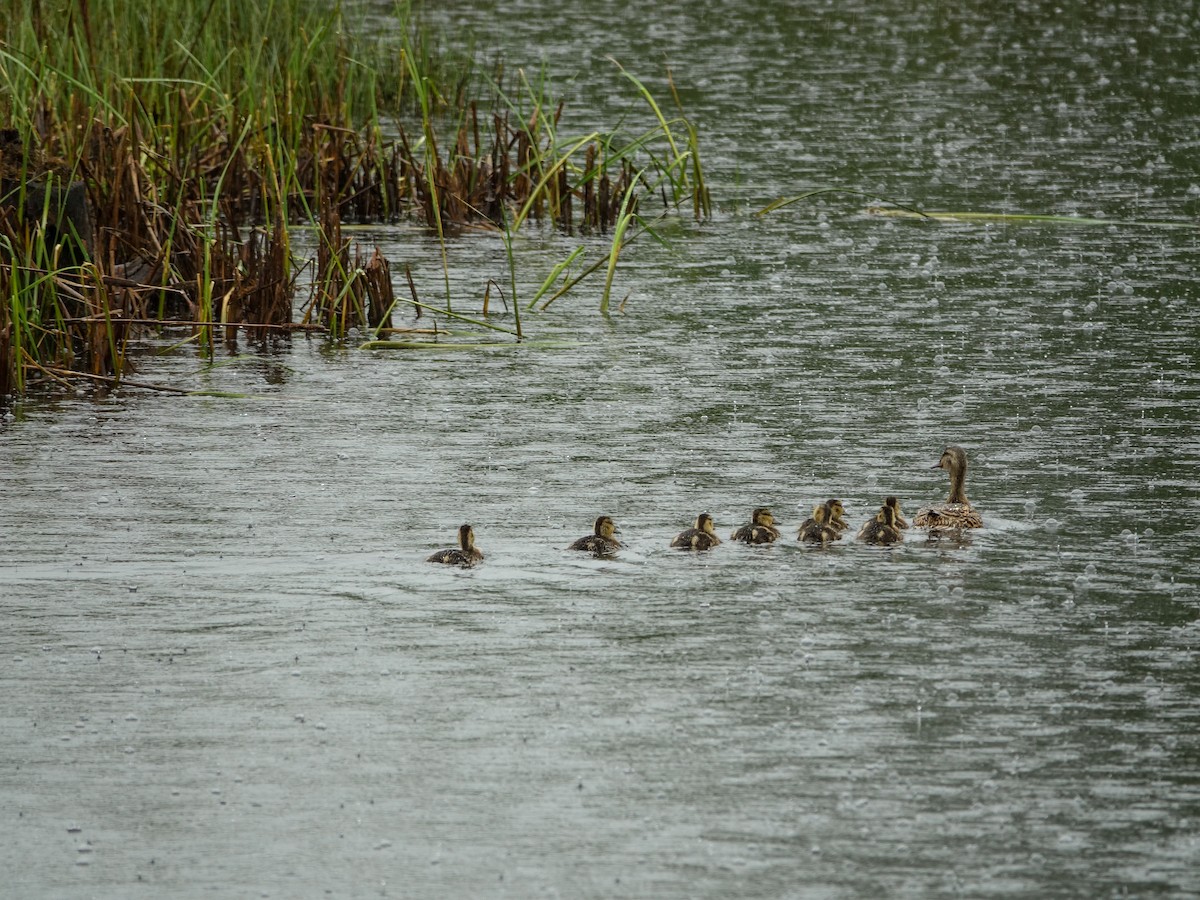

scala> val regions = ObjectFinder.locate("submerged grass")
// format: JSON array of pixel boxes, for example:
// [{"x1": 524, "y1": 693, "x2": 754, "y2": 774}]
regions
[
  {"x1": 758, "y1": 189, "x2": 1199, "y2": 230},
  {"x1": 864, "y1": 207, "x2": 1200, "y2": 228},
  {"x1": 1, "y1": 0, "x2": 709, "y2": 396}
]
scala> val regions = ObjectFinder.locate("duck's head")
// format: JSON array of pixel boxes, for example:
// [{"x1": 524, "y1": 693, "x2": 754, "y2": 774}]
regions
[
  {"x1": 885, "y1": 496, "x2": 902, "y2": 514},
  {"x1": 824, "y1": 498, "x2": 845, "y2": 522},
  {"x1": 934, "y1": 445, "x2": 969, "y2": 474},
  {"x1": 811, "y1": 504, "x2": 828, "y2": 525},
  {"x1": 879, "y1": 504, "x2": 897, "y2": 527},
  {"x1": 595, "y1": 515, "x2": 619, "y2": 539},
  {"x1": 752, "y1": 507, "x2": 775, "y2": 528},
  {"x1": 457, "y1": 524, "x2": 475, "y2": 550},
  {"x1": 696, "y1": 512, "x2": 717, "y2": 535},
  {"x1": 933, "y1": 445, "x2": 971, "y2": 503}
]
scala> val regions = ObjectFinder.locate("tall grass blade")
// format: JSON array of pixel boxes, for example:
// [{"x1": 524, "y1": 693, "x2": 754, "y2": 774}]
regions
[{"x1": 600, "y1": 173, "x2": 642, "y2": 316}]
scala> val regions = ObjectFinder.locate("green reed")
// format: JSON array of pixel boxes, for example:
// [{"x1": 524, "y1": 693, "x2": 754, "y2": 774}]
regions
[{"x1": 1, "y1": 0, "x2": 711, "y2": 391}]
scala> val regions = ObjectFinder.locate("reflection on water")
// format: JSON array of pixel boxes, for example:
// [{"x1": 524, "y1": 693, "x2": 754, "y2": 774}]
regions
[{"x1": 3, "y1": 0, "x2": 1199, "y2": 896}]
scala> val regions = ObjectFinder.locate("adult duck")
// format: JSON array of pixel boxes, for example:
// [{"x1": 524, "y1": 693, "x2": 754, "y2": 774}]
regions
[{"x1": 913, "y1": 446, "x2": 983, "y2": 529}]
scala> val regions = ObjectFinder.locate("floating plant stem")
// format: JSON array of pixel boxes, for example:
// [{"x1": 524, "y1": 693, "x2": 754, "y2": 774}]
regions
[
  {"x1": 757, "y1": 188, "x2": 931, "y2": 218},
  {"x1": 401, "y1": 298, "x2": 519, "y2": 336},
  {"x1": 360, "y1": 338, "x2": 577, "y2": 351},
  {"x1": 865, "y1": 207, "x2": 1200, "y2": 229}
]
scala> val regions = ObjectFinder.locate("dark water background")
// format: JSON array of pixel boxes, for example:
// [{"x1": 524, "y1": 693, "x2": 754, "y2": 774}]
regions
[{"x1": 2, "y1": 1, "x2": 1198, "y2": 896}]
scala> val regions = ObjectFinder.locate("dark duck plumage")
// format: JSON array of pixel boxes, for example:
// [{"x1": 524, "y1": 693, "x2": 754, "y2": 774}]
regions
[
  {"x1": 824, "y1": 498, "x2": 848, "y2": 535},
  {"x1": 671, "y1": 513, "x2": 722, "y2": 551},
  {"x1": 427, "y1": 523, "x2": 484, "y2": 567},
  {"x1": 797, "y1": 504, "x2": 839, "y2": 546},
  {"x1": 858, "y1": 502, "x2": 905, "y2": 545},
  {"x1": 568, "y1": 515, "x2": 624, "y2": 556},
  {"x1": 798, "y1": 499, "x2": 847, "y2": 540},
  {"x1": 884, "y1": 496, "x2": 909, "y2": 529},
  {"x1": 731, "y1": 507, "x2": 781, "y2": 544}
]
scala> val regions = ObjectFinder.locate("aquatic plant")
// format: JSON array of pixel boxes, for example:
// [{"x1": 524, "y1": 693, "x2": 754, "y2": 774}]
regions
[
  {"x1": 0, "y1": 0, "x2": 710, "y2": 392},
  {"x1": 758, "y1": 188, "x2": 1198, "y2": 230}
]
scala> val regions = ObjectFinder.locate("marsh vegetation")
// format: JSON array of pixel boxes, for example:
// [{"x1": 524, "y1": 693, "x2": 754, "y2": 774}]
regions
[{"x1": 0, "y1": 0, "x2": 708, "y2": 397}]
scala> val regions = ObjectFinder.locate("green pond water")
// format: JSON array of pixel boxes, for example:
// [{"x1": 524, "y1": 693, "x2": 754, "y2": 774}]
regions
[{"x1": 2, "y1": 1, "x2": 1198, "y2": 896}]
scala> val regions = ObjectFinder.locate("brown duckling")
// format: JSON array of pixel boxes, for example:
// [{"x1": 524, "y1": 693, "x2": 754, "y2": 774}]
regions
[
  {"x1": 427, "y1": 524, "x2": 484, "y2": 567},
  {"x1": 913, "y1": 445, "x2": 983, "y2": 529},
  {"x1": 731, "y1": 507, "x2": 781, "y2": 544},
  {"x1": 799, "y1": 500, "x2": 844, "y2": 542},
  {"x1": 568, "y1": 515, "x2": 624, "y2": 556},
  {"x1": 824, "y1": 498, "x2": 848, "y2": 534},
  {"x1": 885, "y1": 495, "x2": 909, "y2": 529},
  {"x1": 671, "y1": 513, "x2": 722, "y2": 550},
  {"x1": 797, "y1": 504, "x2": 839, "y2": 546},
  {"x1": 858, "y1": 503, "x2": 904, "y2": 545}
]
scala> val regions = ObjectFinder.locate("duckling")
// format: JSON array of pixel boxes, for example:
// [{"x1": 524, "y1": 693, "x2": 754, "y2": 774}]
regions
[
  {"x1": 858, "y1": 503, "x2": 904, "y2": 545},
  {"x1": 798, "y1": 500, "x2": 844, "y2": 542},
  {"x1": 913, "y1": 445, "x2": 984, "y2": 529},
  {"x1": 568, "y1": 515, "x2": 624, "y2": 556},
  {"x1": 797, "y1": 504, "x2": 839, "y2": 546},
  {"x1": 885, "y1": 495, "x2": 909, "y2": 529},
  {"x1": 824, "y1": 498, "x2": 849, "y2": 535},
  {"x1": 671, "y1": 513, "x2": 722, "y2": 550},
  {"x1": 426, "y1": 523, "x2": 484, "y2": 567},
  {"x1": 731, "y1": 507, "x2": 780, "y2": 544}
]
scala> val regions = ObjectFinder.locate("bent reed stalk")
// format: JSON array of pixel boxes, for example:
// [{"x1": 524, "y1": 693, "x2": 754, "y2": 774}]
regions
[{"x1": 0, "y1": 0, "x2": 708, "y2": 395}]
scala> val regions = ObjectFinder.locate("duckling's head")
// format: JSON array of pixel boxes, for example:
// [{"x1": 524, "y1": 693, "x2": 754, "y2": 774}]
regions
[
  {"x1": 885, "y1": 496, "x2": 901, "y2": 511},
  {"x1": 879, "y1": 504, "x2": 897, "y2": 527},
  {"x1": 696, "y1": 512, "x2": 716, "y2": 534},
  {"x1": 824, "y1": 498, "x2": 845, "y2": 521},
  {"x1": 752, "y1": 507, "x2": 774, "y2": 527},
  {"x1": 457, "y1": 524, "x2": 475, "y2": 550},
  {"x1": 595, "y1": 515, "x2": 619, "y2": 539},
  {"x1": 811, "y1": 504, "x2": 828, "y2": 524}
]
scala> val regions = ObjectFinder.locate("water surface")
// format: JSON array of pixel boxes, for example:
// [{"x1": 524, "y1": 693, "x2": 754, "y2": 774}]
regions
[{"x1": 2, "y1": 1, "x2": 1199, "y2": 896}]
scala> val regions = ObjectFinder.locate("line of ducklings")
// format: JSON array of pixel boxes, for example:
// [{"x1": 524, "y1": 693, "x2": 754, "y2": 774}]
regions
[
  {"x1": 428, "y1": 444, "x2": 983, "y2": 567},
  {"x1": 665, "y1": 496, "x2": 908, "y2": 552}
]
